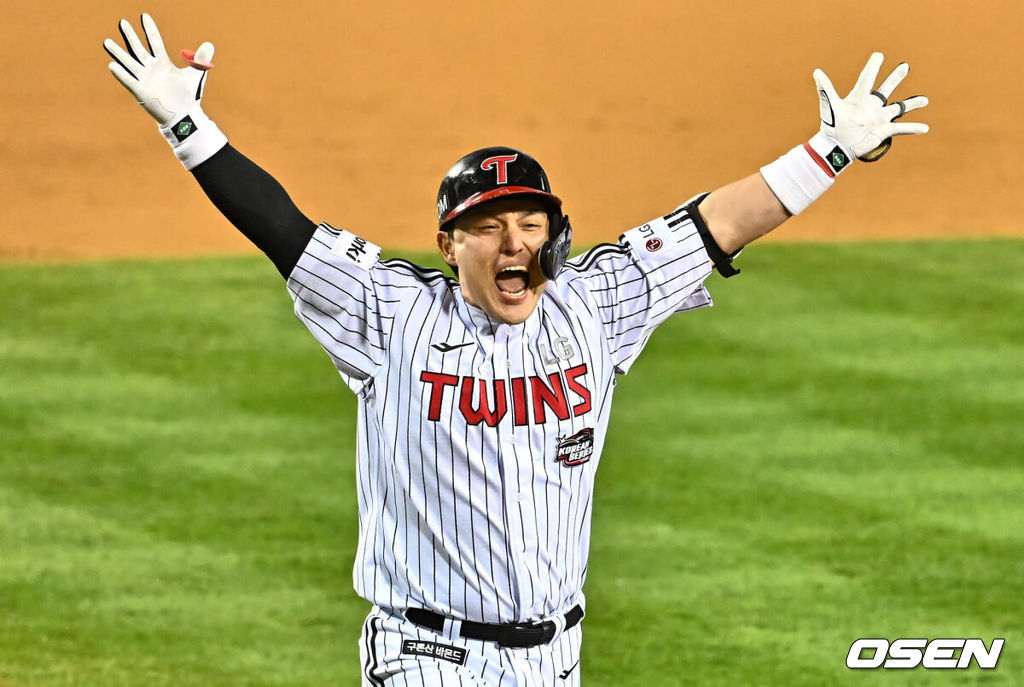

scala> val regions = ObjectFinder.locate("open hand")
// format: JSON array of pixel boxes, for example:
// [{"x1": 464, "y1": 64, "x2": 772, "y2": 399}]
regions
[
  {"x1": 103, "y1": 14, "x2": 214, "y2": 126},
  {"x1": 813, "y1": 52, "x2": 929, "y2": 162}
]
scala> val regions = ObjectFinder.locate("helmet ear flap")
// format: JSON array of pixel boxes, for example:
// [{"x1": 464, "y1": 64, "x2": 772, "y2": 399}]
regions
[{"x1": 539, "y1": 214, "x2": 572, "y2": 280}]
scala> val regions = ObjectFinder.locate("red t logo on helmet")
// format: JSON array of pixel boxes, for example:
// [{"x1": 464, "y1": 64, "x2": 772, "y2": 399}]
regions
[{"x1": 481, "y1": 154, "x2": 518, "y2": 185}]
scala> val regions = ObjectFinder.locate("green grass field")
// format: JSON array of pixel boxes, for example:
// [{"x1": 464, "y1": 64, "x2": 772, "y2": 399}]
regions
[{"x1": 1, "y1": 240, "x2": 1022, "y2": 686}]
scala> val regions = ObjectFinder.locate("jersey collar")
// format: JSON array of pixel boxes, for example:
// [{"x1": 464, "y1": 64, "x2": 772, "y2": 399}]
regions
[{"x1": 453, "y1": 286, "x2": 543, "y2": 344}]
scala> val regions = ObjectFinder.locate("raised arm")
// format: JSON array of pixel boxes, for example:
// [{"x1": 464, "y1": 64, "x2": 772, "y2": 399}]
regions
[
  {"x1": 104, "y1": 14, "x2": 315, "y2": 278},
  {"x1": 699, "y1": 52, "x2": 929, "y2": 263},
  {"x1": 190, "y1": 145, "x2": 316, "y2": 278}
]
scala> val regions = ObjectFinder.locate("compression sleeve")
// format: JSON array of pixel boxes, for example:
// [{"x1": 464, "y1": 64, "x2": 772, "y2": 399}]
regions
[{"x1": 190, "y1": 144, "x2": 317, "y2": 278}]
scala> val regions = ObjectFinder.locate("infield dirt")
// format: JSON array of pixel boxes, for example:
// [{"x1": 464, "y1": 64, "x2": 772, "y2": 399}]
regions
[{"x1": 2, "y1": 1, "x2": 1020, "y2": 260}]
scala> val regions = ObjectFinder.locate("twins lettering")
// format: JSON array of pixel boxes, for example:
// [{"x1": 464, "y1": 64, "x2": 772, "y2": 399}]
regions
[{"x1": 420, "y1": 364, "x2": 591, "y2": 426}]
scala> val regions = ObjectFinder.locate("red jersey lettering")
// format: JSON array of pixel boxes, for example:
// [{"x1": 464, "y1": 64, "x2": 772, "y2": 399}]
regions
[{"x1": 459, "y1": 377, "x2": 508, "y2": 426}]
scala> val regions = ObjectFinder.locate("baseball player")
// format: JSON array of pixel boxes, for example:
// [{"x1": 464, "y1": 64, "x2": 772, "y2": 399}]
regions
[{"x1": 104, "y1": 14, "x2": 928, "y2": 686}]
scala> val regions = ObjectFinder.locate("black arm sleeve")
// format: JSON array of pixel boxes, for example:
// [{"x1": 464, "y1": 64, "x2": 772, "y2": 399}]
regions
[{"x1": 191, "y1": 144, "x2": 317, "y2": 279}]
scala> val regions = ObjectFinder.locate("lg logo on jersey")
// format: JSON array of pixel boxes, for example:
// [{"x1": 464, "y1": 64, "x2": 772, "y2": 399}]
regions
[
  {"x1": 540, "y1": 336, "x2": 575, "y2": 366},
  {"x1": 420, "y1": 364, "x2": 591, "y2": 427},
  {"x1": 637, "y1": 222, "x2": 663, "y2": 253}
]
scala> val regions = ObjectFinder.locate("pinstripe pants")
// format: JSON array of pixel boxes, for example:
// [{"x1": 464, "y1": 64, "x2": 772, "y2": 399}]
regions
[{"x1": 360, "y1": 606, "x2": 583, "y2": 686}]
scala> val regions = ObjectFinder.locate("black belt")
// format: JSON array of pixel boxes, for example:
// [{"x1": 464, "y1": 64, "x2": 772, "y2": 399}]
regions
[{"x1": 405, "y1": 604, "x2": 584, "y2": 649}]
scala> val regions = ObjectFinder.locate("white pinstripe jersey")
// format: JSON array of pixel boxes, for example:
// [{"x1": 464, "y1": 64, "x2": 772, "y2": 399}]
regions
[{"x1": 286, "y1": 201, "x2": 714, "y2": 624}]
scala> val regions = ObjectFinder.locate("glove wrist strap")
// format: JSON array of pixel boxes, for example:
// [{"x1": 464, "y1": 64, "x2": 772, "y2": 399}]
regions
[
  {"x1": 158, "y1": 106, "x2": 228, "y2": 171},
  {"x1": 759, "y1": 132, "x2": 853, "y2": 215}
]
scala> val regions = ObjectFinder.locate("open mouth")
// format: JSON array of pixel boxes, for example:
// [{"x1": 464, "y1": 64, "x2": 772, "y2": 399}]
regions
[{"x1": 495, "y1": 265, "x2": 530, "y2": 298}]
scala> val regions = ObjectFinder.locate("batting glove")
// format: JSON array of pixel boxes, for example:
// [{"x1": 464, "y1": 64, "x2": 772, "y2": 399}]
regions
[
  {"x1": 104, "y1": 14, "x2": 227, "y2": 170},
  {"x1": 814, "y1": 52, "x2": 929, "y2": 162}
]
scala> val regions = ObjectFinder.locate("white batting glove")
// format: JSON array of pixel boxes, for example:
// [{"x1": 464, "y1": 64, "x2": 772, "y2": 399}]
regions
[
  {"x1": 813, "y1": 52, "x2": 929, "y2": 162},
  {"x1": 104, "y1": 14, "x2": 227, "y2": 170}
]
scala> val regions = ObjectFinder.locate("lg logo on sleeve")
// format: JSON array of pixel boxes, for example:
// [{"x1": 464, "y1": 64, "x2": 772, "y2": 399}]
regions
[{"x1": 847, "y1": 638, "x2": 1005, "y2": 670}]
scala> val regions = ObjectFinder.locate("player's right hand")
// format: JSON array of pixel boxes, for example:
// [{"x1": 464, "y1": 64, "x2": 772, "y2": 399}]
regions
[
  {"x1": 103, "y1": 14, "x2": 213, "y2": 125},
  {"x1": 813, "y1": 52, "x2": 929, "y2": 162}
]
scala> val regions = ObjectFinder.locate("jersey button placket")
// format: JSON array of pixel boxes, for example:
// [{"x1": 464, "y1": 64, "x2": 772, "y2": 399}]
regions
[{"x1": 492, "y1": 326, "x2": 530, "y2": 611}]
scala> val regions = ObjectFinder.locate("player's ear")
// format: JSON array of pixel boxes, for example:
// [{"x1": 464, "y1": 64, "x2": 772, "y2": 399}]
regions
[{"x1": 437, "y1": 230, "x2": 457, "y2": 267}]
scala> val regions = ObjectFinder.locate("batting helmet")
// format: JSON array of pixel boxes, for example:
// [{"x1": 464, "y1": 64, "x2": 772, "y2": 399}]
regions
[{"x1": 437, "y1": 146, "x2": 572, "y2": 279}]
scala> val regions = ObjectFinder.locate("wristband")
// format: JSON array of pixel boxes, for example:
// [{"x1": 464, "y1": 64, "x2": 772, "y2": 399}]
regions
[
  {"x1": 158, "y1": 106, "x2": 228, "y2": 171},
  {"x1": 759, "y1": 132, "x2": 853, "y2": 215},
  {"x1": 685, "y1": 193, "x2": 740, "y2": 278}
]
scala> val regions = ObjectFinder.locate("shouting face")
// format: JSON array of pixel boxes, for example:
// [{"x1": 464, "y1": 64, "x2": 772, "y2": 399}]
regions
[{"x1": 437, "y1": 198, "x2": 551, "y2": 325}]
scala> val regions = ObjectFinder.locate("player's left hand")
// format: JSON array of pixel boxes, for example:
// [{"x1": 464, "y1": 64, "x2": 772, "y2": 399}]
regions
[
  {"x1": 103, "y1": 13, "x2": 214, "y2": 125},
  {"x1": 813, "y1": 52, "x2": 929, "y2": 162}
]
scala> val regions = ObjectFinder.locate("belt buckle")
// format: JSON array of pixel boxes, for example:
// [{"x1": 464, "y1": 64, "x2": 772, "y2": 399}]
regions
[{"x1": 498, "y1": 620, "x2": 556, "y2": 648}]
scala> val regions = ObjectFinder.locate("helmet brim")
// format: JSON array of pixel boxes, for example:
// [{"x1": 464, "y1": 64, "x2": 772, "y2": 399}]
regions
[{"x1": 440, "y1": 187, "x2": 562, "y2": 229}]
